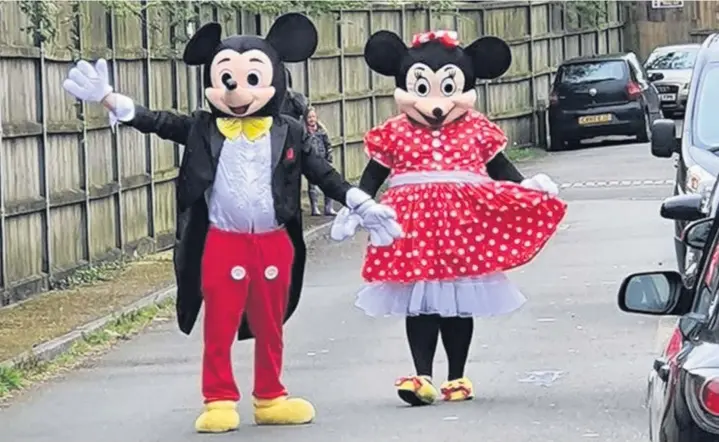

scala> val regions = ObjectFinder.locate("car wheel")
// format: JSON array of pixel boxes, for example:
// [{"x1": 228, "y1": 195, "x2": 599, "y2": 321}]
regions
[
  {"x1": 637, "y1": 111, "x2": 651, "y2": 143},
  {"x1": 548, "y1": 129, "x2": 564, "y2": 152}
]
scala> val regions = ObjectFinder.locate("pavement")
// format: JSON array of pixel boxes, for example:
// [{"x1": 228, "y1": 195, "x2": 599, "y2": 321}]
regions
[{"x1": 0, "y1": 134, "x2": 679, "y2": 442}]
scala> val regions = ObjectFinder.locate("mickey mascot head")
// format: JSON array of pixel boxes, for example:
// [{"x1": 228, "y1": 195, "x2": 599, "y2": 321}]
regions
[
  {"x1": 364, "y1": 30, "x2": 512, "y2": 128},
  {"x1": 182, "y1": 13, "x2": 318, "y2": 118}
]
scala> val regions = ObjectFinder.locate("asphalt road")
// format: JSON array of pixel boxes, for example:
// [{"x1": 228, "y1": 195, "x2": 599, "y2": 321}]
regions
[{"x1": 0, "y1": 135, "x2": 679, "y2": 442}]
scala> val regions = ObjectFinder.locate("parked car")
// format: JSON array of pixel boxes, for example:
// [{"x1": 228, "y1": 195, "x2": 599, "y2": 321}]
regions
[
  {"x1": 547, "y1": 52, "x2": 662, "y2": 151},
  {"x1": 645, "y1": 44, "x2": 701, "y2": 118},
  {"x1": 651, "y1": 34, "x2": 719, "y2": 275},
  {"x1": 617, "y1": 213, "x2": 719, "y2": 442}
]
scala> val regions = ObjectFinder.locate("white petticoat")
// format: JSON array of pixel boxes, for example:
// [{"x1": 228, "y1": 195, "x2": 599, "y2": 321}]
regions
[{"x1": 355, "y1": 272, "x2": 526, "y2": 318}]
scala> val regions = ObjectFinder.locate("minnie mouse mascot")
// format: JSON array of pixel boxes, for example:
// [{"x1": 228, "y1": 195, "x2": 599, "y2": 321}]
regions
[
  {"x1": 332, "y1": 30, "x2": 567, "y2": 406},
  {"x1": 61, "y1": 14, "x2": 401, "y2": 433}
]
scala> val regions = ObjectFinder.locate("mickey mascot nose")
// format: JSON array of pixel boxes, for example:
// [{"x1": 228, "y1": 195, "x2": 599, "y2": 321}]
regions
[{"x1": 222, "y1": 76, "x2": 238, "y2": 91}]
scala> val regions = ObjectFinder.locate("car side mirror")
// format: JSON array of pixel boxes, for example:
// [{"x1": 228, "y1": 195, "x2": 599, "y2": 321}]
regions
[
  {"x1": 660, "y1": 194, "x2": 705, "y2": 222},
  {"x1": 618, "y1": 271, "x2": 686, "y2": 315},
  {"x1": 649, "y1": 72, "x2": 665, "y2": 82},
  {"x1": 651, "y1": 119, "x2": 679, "y2": 158},
  {"x1": 681, "y1": 217, "x2": 714, "y2": 249}
]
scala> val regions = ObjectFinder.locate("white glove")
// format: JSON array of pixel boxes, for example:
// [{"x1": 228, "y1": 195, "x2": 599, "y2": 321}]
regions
[
  {"x1": 62, "y1": 58, "x2": 136, "y2": 131},
  {"x1": 62, "y1": 59, "x2": 113, "y2": 103},
  {"x1": 520, "y1": 173, "x2": 559, "y2": 196},
  {"x1": 339, "y1": 188, "x2": 404, "y2": 247},
  {"x1": 355, "y1": 200, "x2": 403, "y2": 247},
  {"x1": 330, "y1": 207, "x2": 362, "y2": 242}
]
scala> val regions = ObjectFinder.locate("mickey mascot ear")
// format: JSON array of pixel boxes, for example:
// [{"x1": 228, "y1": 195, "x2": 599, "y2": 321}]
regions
[
  {"x1": 465, "y1": 36, "x2": 512, "y2": 80},
  {"x1": 266, "y1": 13, "x2": 318, "y2": 63},
  {"x1": 183, "y1": 22, "x2": 223, "y2": 65},
  {"x1": 364, "y1": 30, "x2": 407, "y2": 77}
]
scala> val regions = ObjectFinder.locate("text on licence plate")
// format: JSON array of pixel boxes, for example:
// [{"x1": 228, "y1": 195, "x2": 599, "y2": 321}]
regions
[
  {"x1": 660, "y1": 93, "x2": 676, "y2": 101},
  {"x1": 578, "y1": 114, "x2": 612, "y2": 125}
]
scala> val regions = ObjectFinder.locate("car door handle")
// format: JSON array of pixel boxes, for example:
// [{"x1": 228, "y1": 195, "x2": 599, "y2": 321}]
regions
[{"x1": 654, "y1": 357, "x2": 671, "y2": 382}]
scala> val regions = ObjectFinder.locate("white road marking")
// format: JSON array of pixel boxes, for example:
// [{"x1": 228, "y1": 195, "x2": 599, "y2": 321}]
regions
[{"x1": 559, "y1": 179, "x2": 674, "y2": 189}]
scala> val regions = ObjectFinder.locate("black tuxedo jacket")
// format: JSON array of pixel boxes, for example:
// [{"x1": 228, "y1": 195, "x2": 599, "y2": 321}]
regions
[{"x1": 125, "y1": 106, "x2": 352, "y2": 339}]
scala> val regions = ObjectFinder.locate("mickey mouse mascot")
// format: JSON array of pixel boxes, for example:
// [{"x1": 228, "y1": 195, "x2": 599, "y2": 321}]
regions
[
  {"x1": 62, "y1": 14, "x2": 401, "y2": 433},
  {"x1": 332, "y1": 30, "x2": 568, "y2": 406}
]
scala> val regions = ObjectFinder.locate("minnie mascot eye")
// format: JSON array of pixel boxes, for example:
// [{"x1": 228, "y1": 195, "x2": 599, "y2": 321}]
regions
[
  {"x1": 331, "y1": 30, "x2": 568, "y2": 406},
  {"x1": 62, "y1": 13, "x2": 402, "y2": 434}
]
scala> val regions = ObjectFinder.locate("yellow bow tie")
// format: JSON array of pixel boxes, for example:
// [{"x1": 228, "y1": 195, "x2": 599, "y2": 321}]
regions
[{"x1": 216, "y1": 117, "x2": 273, "y2": 142}]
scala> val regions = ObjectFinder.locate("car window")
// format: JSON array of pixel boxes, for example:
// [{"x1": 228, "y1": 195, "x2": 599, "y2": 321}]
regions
[
  {"x1": 559, "y1": 61, "x2": 628, "y2": 84},
  {"x1": 692, "y1": 63, "x2": 719, "y2": 150},
  {"x1": 645, "y1": 48, "x2": 698, "y2": 70}
]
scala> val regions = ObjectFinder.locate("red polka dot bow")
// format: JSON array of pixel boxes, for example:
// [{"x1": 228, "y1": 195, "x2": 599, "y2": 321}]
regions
[{"x1": 411, "y1": 30, "x2": 460, "y2": 48}]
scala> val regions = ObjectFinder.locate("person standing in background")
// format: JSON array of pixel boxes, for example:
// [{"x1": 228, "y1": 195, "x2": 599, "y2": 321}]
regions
[
  {"x1": 281, "y1": 67, "x2": 308, "y2": 121},
  {"x1": 305, "y1": 106, "x2": 336, "y2": 216}
]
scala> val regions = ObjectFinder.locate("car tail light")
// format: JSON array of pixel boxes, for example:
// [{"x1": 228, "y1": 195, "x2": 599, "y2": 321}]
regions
[
  {"x1": 701, "y1": 379, "x2": 719, "y2": 416},
  {"x1": 665, "y1": 326, "x2": 683, "y2": 360},
  {"x1": 685, "y1": 370, "x2": 719, "y2": 434},
  {"x1": 626, "y1": 81, "x2": 642, "y2": 100}
]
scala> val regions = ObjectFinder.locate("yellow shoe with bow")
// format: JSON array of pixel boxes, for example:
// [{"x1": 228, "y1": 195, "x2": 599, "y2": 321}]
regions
[
  {"x1": 194, "y1": 400, "x2": 240, "y2": 433},
  {"x1": 440, "y1": 377, "x2": 475, "y2": 401},
  {"x1": 395, "y1": 375, "x2": 438, "y2": 406},
  {"x1": 253, "y1": 396, "x2": 316, "y2": 425}
]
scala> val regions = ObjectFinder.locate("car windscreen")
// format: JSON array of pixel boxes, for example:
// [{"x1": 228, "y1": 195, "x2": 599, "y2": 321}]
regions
[
  {"x1": 558, "y1": 60, "x2": 627, "y2": 84},
  {"x1": 645, "y1": 48, "x2": 698, "y2": 70},
  {"x1": 693, "y1": 63, "x2": 719, "y2": 150}
]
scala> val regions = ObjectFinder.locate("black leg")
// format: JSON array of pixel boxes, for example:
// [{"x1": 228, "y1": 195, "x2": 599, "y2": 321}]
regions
[
  {"x1": 405, "y1": 314, "x2": 441, "y2": 377},
  {"x1": 439, "y1": 317, "x2": 474, "y2": 381}
]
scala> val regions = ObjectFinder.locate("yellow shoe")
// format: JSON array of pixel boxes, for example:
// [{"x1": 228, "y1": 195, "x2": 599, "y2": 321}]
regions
[
  {"x1": 253, "y1": 396, "x2": 315, "y2": 425},
  {"x1": 395, "y1": 375, "x2": 438, "y2": 406},
  {"x1": 194, "y1": 400, "x2": 240, "y2": 433},
  {"x1": 440, "y1": 377, "x2": 475, "y2": 401}
]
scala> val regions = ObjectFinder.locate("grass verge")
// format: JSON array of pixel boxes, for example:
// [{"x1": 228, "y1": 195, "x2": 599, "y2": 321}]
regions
[
  {"x1": 0, "y1": 297, "x2": 174, "y2": 402},
  {"x1": 506, "y1": 146, "x2": 546, "y2": 163}
]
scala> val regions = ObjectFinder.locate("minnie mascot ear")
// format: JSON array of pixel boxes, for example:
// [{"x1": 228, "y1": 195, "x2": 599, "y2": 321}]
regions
[
  {"x1": 62, "y1": 13, "x2": 401, "y2": 433},
  {"x1": 332, "y1": 30, "x2": 567, "y2": 407}
]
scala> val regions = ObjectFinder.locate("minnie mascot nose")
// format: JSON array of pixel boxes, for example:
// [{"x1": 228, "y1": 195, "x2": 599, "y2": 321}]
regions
[{"x1": 62, "y1": 13, "x2": 402, "y2": 434}]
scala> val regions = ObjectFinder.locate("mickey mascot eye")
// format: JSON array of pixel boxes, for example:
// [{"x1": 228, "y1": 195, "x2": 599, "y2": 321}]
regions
[
  {"x1": 414, "y1": 77, "x2": 430, "y2": 97},
  {"x1": 441, "y1": 77, "x2": 457, "y2": 96},
  {"x1": 247, "y1": 69, "x2": 261, "y2": 87}
]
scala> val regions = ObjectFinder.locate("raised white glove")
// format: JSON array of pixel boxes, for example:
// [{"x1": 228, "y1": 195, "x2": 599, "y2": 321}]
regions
[
  {"x1": 520, "y1": 173, "x2": 559, "y2": 196},
  {"x1": 62, "y1": 59, "x2": 113, "y2": 103},
  {"x1": 62, "y1": 58, "x2": 136, "y2": 131}
]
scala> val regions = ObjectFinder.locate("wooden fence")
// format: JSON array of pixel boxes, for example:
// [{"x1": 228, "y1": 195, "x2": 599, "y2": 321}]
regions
[
  {"x1": 624, "y1": 0, "x2": 719, "y2": 61},
  {"x1": 0, "y1": 0, "x2": 624, "y2": 306}
]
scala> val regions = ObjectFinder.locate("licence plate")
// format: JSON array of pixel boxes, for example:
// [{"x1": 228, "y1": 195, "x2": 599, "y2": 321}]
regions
[
  {"x1": 578, "y1": 114, "x2": 612, "y2": 125},
  {"x1": 660, "y1": 93, "x2": 676, "y2": 101}
]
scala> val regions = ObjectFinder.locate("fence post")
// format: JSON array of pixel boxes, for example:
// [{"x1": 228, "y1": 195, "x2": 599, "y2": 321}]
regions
[
  {"x1": 0, "y1": 42, "x2": 5, "y2": 301},
  {"x1": 37, "y1": 13, "x2": 53, "y2": 282},
  {"x1": 141, "y1": 1, "x2": 157, "y2": 245},
  {"x1": 527, "y1": 1, "x2": 539, "y2": 148},
  {"x1": 75, "y1": 3, "x2": 92, "y2": 267},
  {"x1": 108, "y1": 6, "x2": 126, "y2": 254},
  {"x1": 338, "y1": 9, "x2": 347, "y2": 179}
]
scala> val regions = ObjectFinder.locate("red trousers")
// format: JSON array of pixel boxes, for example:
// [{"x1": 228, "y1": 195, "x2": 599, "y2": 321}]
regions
[{"x1": 200, "y1": 226, "x2": 294, "y2": 403}]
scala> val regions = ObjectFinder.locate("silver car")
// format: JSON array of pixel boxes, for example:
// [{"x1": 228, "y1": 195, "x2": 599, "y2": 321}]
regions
[{"x1": 645, "y1": 44, "x2": 700, "y2": 118}]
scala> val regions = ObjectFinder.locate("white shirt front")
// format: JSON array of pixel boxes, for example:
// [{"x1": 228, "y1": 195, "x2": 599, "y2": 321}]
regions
[{"x1": 206, "y1": 134, "x2": 278, "y2": 233}]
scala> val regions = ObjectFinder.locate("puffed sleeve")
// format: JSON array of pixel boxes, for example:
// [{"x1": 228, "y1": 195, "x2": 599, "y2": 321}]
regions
[
  {"x1": 363, "y1": 124, "x2": 393, "y2": 169},
  {"x1": 476, "y1": 118, "x2": 509, "y2": 164}
]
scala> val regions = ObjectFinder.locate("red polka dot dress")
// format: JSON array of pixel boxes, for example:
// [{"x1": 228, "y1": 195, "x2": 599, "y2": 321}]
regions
[{"x1": 354, "y1": 111, "x2": 568, "y2": 318}]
